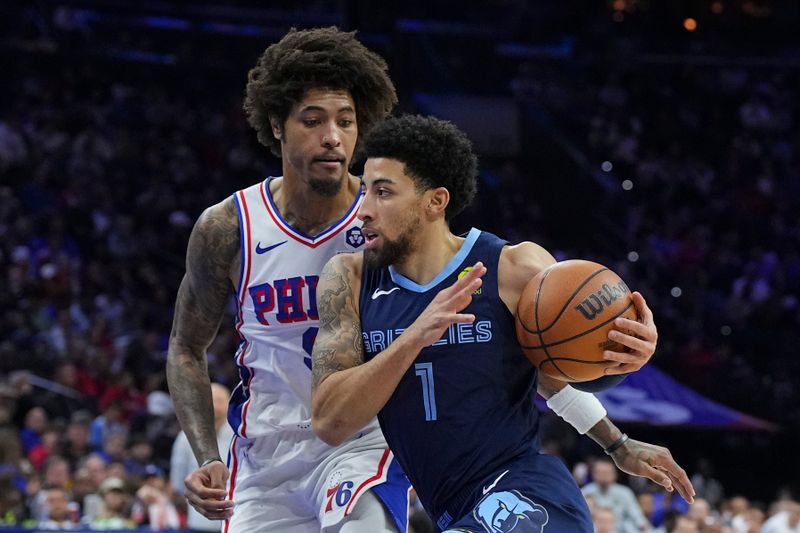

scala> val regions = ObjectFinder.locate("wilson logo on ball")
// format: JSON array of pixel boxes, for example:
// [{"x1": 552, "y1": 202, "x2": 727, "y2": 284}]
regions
[
  {"x1": 574, "y1": 281, "x2": 631, "y2": 320},
  {"x1": 516, "y1": 259, "x2": 637, "y2": 382}
]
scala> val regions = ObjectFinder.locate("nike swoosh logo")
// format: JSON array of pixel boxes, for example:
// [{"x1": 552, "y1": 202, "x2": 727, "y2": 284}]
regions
[
  {"x1": 255, "y1": 240, "x2": 287, "y2": 254},
  {"x1": 371, "y1": 287, "x2": 400, "y2": 300},
  {"x1": 483, "y1": 469, "x2": 509, "y2": 495}
]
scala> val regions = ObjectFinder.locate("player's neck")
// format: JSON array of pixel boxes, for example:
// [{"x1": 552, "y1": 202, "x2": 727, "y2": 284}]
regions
[
  {"x1": 270, "y1": 173, "x2": 360, "y2": 235},
  {"x1": 392, "y1": 225, "x2": 462, "y2": 285}
]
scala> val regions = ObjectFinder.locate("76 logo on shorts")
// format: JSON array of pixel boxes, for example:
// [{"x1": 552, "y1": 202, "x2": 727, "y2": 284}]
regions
[{"x1": 325, "y1": 480, "x2": 354, "y2": 512}]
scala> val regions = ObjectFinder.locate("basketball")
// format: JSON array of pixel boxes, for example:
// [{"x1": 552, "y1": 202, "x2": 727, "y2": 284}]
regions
[{"x1": 515, "y1": 260, "x2": 638, "y2": 382}]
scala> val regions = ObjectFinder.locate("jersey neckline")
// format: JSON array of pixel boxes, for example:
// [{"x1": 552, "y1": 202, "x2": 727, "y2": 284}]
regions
[
  {"x1": 388, "y1": 228, "x2": 481, "y2": 293},
  {"x1": 261, "y1": 176, "x2": 363, "y2": 247}
]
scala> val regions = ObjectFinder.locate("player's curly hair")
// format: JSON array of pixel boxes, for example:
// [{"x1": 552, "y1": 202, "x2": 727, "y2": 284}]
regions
[
  {"x1": 364, "y1": 115, "x2": 478, "y2": 221},
  {"x1": 244, "y1": 27, "x2": 398, "y2": 157}
]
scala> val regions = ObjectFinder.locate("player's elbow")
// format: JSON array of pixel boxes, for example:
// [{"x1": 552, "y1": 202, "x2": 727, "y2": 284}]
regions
[
  {"x1": 311, "y1": 394, "x2": 355, "y2": 446},
  {"x1": 311, "y1": 413, "x2": 348, "y2": 447}
]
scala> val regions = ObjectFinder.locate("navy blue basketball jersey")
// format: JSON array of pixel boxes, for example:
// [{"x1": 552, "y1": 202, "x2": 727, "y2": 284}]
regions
[{"x1": 359, "y1": 228, "x2": 541, "y2": 521}]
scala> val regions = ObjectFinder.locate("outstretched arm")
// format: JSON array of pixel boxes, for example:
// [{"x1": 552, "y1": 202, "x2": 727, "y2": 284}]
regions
[
  {"x1": 538, "y1": 372, "x2": 695, "y2": 503},
  {"x1": 166, "y1": 198, "x2": 238, "y2": 519},
  {"x1": 499, "y1": 242, "x2": 694, "y2": 503},
  {"x1": 311, "y1": 255, "x2": 486, "y2": 446}
]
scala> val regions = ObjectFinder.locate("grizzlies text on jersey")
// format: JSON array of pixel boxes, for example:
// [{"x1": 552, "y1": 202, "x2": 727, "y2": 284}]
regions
[{"x1": 360, "y1": 229, "x2": 538, "y2": 518}]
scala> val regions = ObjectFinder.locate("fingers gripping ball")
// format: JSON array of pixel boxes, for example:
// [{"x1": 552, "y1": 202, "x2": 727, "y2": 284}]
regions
[{"x1": 515, "y1": 260, "x2": 638, "y2": 382}]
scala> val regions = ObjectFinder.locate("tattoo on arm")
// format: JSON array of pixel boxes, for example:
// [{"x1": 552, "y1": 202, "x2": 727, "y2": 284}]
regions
[
  {"x1": 312, "y1": 257, "x2": 364, "y2": 391},
  {"x1": 166, "y1": 198, "x2": 239, "y2": 463}
]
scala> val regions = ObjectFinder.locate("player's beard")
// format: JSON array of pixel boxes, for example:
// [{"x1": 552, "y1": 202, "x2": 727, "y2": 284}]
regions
[
  {"x1": 308, "y1": 176, "x2": 343, "y2": 197},
  {"x1": 364, "y1": 214, "x2": 420, "y2": 270}
]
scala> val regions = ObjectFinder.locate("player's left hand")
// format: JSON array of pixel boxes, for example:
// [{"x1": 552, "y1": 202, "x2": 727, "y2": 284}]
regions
[
  {"x1": 603, "y1": 291, "x2": 656, "y2": 374},
  {"x1": 609, "y1": 437, "x2": 695, "y2": 504}
]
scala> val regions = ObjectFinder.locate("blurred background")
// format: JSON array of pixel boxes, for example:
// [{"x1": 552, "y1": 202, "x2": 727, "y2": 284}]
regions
[{"x1": 1, "y1": 0, "x2": 799, "y2": 531}]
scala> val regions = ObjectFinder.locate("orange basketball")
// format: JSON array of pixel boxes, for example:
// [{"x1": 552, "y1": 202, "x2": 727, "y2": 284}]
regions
[{"x1": 515, "y1": 259, "x2": 638, "y2": 382}]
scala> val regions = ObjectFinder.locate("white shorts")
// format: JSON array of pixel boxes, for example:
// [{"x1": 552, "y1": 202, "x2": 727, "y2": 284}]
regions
[{"x1": 223, "y1": 427, "x2": 409, "y2": 532}]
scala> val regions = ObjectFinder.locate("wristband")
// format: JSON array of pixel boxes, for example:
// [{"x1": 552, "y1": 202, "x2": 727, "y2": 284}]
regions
[
  {"x1": 545, "y1": 385, "x2": 607, "y2": 435},
  {"x1": 604, "y1": 433, "x2": 629, "y2": 455},
  {"x1": 200, "y1": 457, "x2": 223, "y2": 468}
]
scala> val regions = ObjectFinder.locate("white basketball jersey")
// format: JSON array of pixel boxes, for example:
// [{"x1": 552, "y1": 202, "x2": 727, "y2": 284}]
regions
[{"x1": 228, "y1": 177, "x2": 368, "y2": 440}]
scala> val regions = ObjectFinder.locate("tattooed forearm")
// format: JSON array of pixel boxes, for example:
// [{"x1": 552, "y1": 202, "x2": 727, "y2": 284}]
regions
[
  {"x1": 166, "y1": 347, "x2": 219, "y2": 463},
  {"x1": 316, "y1": 258, "x2": 350, "y2": 331},
  {"x1": 312, "y1": 257, "x2": 364, "y2": 390},
  {"x1": 312, "y1": 348, "x2": 346, "y2": 389},
  {"x1": 167, "y1": 198, "x2": 239, "y2": 464},
  {"x1": 585, "y1": 417, "x2": 624, "y2": 450}
]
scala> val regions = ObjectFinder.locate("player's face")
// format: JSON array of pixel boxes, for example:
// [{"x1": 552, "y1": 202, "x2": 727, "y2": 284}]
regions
[
  {"x1": 277, "y1": 89, "x2": 358, "y2": 197},
  {"x1": 359, "y1": 157, "x2": 424, "y2": 269}
]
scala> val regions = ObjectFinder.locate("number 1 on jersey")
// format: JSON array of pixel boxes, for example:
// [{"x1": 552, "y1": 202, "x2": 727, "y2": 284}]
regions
[{"x1": 414, "y1": 362, "x2": 437, "y2": 422}]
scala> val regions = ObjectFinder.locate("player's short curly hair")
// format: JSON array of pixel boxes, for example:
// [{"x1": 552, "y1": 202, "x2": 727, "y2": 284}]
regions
[
  {"x1": 364, "y1": 115, "x2": 479, "y2": 221},
  {"x1": 244, "y1": 27, "x2": 398, "y2": 157}
]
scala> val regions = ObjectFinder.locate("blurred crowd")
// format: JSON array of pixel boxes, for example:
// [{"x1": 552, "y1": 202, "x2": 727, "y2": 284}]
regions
[
  {"x1": 576, "y1": 457, "x2": 799, "y2": 533},
  {"x1": 505, "y1": 59, "x2": 800, "y2": 427},
  {"x1": 0, "y1": 60, "x2": 263, "y2": 529},
  {"x1": 2, "y1": 3, "x2": 800, "y2": 531}
]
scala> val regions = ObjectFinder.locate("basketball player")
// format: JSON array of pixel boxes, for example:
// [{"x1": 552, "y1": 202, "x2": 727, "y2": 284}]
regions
[
  {"x1": 166, "y1": 28, "x2": 409, "y2": 532},
  {"x1": 311, "y1": 115, "x2": 695, "y2": 532}
]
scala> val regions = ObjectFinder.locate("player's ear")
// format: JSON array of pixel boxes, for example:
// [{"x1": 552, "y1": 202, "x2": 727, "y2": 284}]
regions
[
  {"x1": 270, "y1": 117, "x2": 283, "y2": 141},
  {"x1": 425, "y1": 187, "x2": 449, "y2": 219}
]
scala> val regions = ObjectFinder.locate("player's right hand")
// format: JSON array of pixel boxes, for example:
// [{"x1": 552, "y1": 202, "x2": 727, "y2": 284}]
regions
[
  {"x1": 184, "y1": 461, "x2": 234, "y2": 520},
  {"x1": 407, "y1": 261, "x2": 486, "y2": 348}
]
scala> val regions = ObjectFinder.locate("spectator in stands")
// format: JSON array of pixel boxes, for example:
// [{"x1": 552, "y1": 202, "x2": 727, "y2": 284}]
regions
[
  {"x1": 41, "y1": 456, "x2": 71, "y2": 491},
  {"x1": 62, "y1": 411, "x2": 92, "y2": 469},
  {"x1": 29, "y1": 456, "x2": 72, "y2": 522},
  {"x1": 80, "y1": 453, "x2": 108, "y2": 491},
  {"x1": 650, "y1": 488, "x2": 690, "y2": 528},
  {"x1": 98, "y1": 430, "x2": 127, "y2": 465},
  {"x1": 0, "y1": 427, "x2": 29, "y2": 527},
  {"x1": 134, "y1": 466, "x2": 181, "y2": 530},
  {"x1": 582, "y1": 457, "x2": 652, "y2": 533},
  {"x1": 29, "y1": 425, "x2": 62, "y2": 471},
  {"x1": 89, "y1": 400, "x2": 125, "y2": 451},
  {"x1": 37, "y1": 486, "x2": 76, "y2": 530},
  {"x1": 0, "y1": 474, "x2": 26, "y2": 526},
  {"x1": 0, "y1": 382, "x2": 17, "y2": 429},
  {"x1": 40, "y1": 363, "x2": 89, "y2": 423},
  {"x1": 0, "y1": 427, "x2": 27, "y2": 490},
  {"x1": 593, "y1": 505, "x2": 618, "y2": 533},
  {"x1": 740, "y1": 506, "x2": 765, "y2": 533},
  {"x1": 761, "y1": 500, "x2": 800, "y2": 533},
  {"x1": 91, "y1": 477, "x2": 135, "y2": 530},
  {"x1": 670, "y1": 515, "x2": 700, "y2": 533},
  {"x1": 691, "y1": 459, "x2": 725, "y2": 509},
  {"x1": 130, "y1": 390, "x2": 180, "y2": 472},
  {"x1": 687, "y1": 497, "x2": 715, "y2": 528},
  {"x1": 106, "y1": 462, "x2": 127, "y2": 481},
  {"x1": 723, "y1": 495, "x2": 750, "y2": 530},
  {"x1": 638, "y1": 491, "x2": 657, "y2": 525},
  {"x1": 70, "y1": 465, "x2": 102, "y2": 525},
  {"x1": 124, "y1": 434, "x2": 155, "y2": 478},
  {"x1": 19, "y1": 406, "x2": 48, "y2": 453}
]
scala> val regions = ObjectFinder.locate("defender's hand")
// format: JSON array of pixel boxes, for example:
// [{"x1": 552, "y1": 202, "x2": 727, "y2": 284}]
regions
[{"x1": 184, "y1": 461, "x2": 234, "y2": 520}]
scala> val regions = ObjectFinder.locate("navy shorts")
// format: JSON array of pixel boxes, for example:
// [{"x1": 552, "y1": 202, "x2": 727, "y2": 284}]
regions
[{"x1": 439, "y1": 452, "x2": 592, "y2": 533}]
